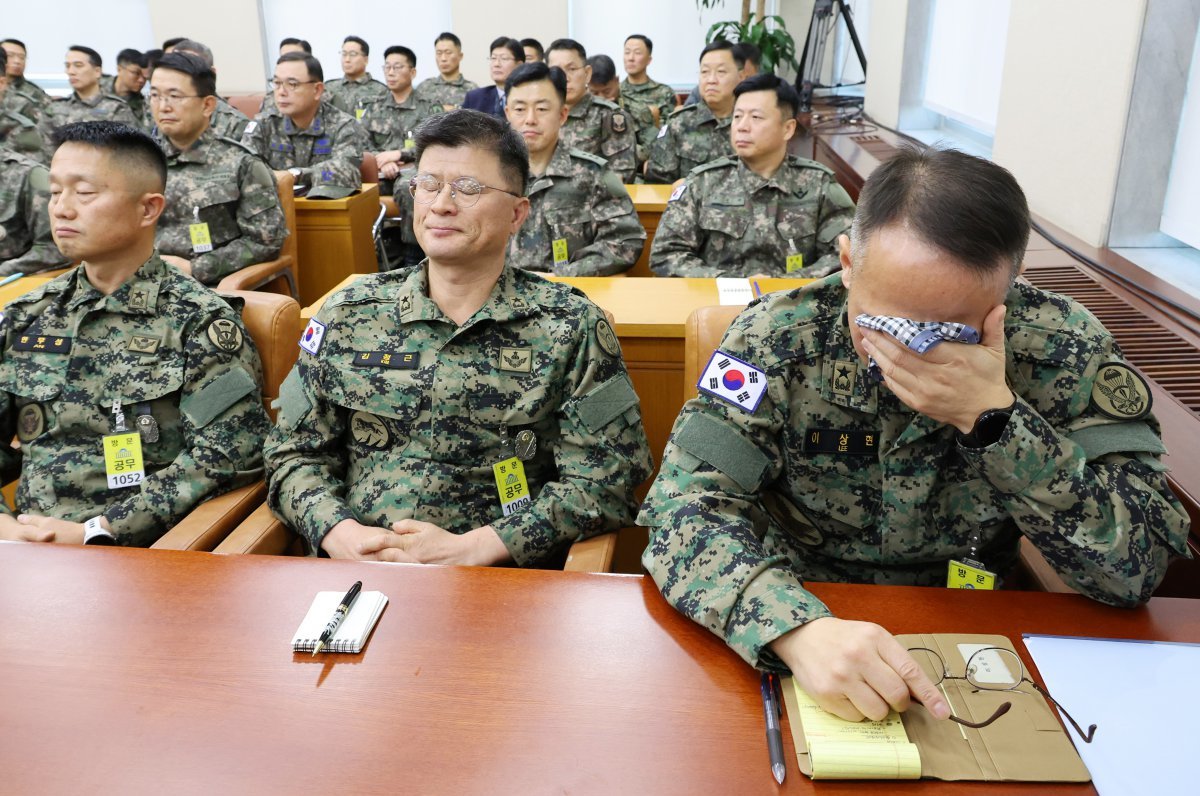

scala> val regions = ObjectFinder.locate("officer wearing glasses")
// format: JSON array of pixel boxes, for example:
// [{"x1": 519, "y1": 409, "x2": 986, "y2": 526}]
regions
[{"x1": 264, "y1": 109, "x2": 652, "y2": 567}]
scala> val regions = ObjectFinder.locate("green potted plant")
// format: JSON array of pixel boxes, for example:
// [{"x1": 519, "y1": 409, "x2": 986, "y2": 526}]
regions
[{"x1": 697, "y1": 1, "x2": 799, "y2": 75}]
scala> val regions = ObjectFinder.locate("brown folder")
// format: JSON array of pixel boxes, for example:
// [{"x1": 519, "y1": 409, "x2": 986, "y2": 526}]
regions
[{"x1": 780, "y1": 633, "x2": 1092, "y2": 782}]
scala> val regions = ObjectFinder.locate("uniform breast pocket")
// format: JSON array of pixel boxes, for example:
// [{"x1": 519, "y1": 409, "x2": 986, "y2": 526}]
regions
[
  {"x1": 786, "y1": 460, "x2": 881, "y2": 535},
  {"x1": 543, "y1": 206, "x2": 594, "y2": 263},
  {"x1": 326, "y1": 368, "x2": 422, "y2": 455},
  {"x1": 698, "y1": 205, "x2": 749, "y2": 252},
  {"x1": 932, "y1": 478, "x2": 1008, "y2": 557},
  {"x1": 0, "y1": 355, "x2": 64, "y2": 443},
  {"x1": 119, "y1": 356, "x2": 186, "y2": 466},
  {"x1": 468, "y1": 375, "x2": 559, "y2": 460},
  {"x1": 775, "y1": 201, "x2": 818, "y2": 251},
  {"x1": 194, "y1": 184, "x2": 243, "y2": 245}
]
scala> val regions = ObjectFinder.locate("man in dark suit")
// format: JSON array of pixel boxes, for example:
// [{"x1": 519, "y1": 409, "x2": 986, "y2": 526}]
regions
[{"x1": 462, "y1": 37, "x2": 524, "y2": 118}]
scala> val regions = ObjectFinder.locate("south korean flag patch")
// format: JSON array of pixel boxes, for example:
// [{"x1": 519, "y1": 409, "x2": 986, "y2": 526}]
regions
[
  {"x1": 299, "y1": 318, "x2": 327, "y2": 355},
  {"x1": 698, "y1": 349, "x2": 767, "y2": 413}
]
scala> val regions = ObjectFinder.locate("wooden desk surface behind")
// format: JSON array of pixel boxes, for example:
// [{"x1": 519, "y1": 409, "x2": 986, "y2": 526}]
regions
[
  {"x1": 4, "y1": 542, "x2": 1194, "y2": 794},
  {"x1": 0, "y1": 274, "x2": 53, "y2": 307}
]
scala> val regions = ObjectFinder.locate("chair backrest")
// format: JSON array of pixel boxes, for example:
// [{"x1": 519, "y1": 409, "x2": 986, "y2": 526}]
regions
[
  {"x1": 683, "y1": 305, "x2": 744, "y2": 397},
  {"x1": 227, "y1": 290, "x2": 302, "y2": 419},
  {"x1": 273, "y1": 169, "x2": 298, "y2": 274},
  {"x1": 360, "y1": 151, "x2": 379, "y2": 185},
  {"x1": 225, "y1": 93, "x2": 264, "y2": 119}
]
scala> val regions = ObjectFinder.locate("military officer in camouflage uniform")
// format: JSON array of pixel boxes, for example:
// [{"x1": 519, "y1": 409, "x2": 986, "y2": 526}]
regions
[
  {"x1": 100, "y1": 49, "x2": 150, "y2": 128},
  {"x1": 150, "y1": 53, "x2": 286, "y2": 285},
  {"x1": 243, "y1": 53, "x2": 368, "y2": 199},
  {"x1": 324, "y1": 36, "x2": 390, "y2": 119},
  {"x1": 646, "y1": 40, "x2": 740, "y2": 183},
  {"x1": 0, "y1": 49, "x2": 45, "y2": 160},
  {"x1": 0, "y1": 121, "x2": 270, "y2": 547},
  {"x1": 170, "y1": 39, "x2": 251, "y2": 142},
  {"x1": 621, "y1": 33, "x2": 677, "y2": 164},
  {"x1": 504, "y1": 64, "x2": 644, "y2": 276},
  {"x1": 1, "y1": 39, "x2": 52, "y2": 115},
  {"x1": 265, "y1": 109, "x2": 651, "y2": 566},
  {"x1": 0, "y1": 145, "x2": 68, "y2": 275},
  {"x1": 651, "y1": 76, "x2": 853, "y2": 278},
  {"x1": 363, "y1": 45, "x2": 440, "y2": 182},
  {"x1": 37, "y1": 47, "x2": 140, "y2": 153},
  {"x1": 545, "y1": 39, "x2": 637, "y2": 184},
  {"x1": 640, "y1": 145, "x2": 1190, "y2": 725},
  {"x1": 415, "y1": 32, "x2": 478, "y2": 111}
]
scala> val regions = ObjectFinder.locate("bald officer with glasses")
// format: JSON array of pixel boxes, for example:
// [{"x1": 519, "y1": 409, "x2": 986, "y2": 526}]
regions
[{"x1": 264, "y1": 109, "x2": 651, "y2": 568}]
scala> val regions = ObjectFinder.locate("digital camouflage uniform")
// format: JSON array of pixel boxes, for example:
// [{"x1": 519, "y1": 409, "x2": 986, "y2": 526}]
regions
[
  {"x1": 242, "y1": 103, "x2": 367, "y2": 194},
  {"x1": 0, "y1": 147, "x2": 68, "y2": 276},
  {"x1": 0, "y1": 95, "x2": 45, "y2": 161},
  {"x1": 650, "y1": 155, "x2": 854, "y2": 278},
  {"x1": 265, "y1": 264, "x2": 653, "y2": 565},
  {"x1": 7, "y1": 76, "x2": 51, "y2": 115},
  {"x1": 0, "y1": 255, "x2": 272, "y2": 546},
  {"x1": 646, "y1": 100, "x2": 734, "y2": 184},
  {"x1": 99, "y1": 75, "x2": 149, "y2": 129},
  {"x1": 620, "y1": 77, "x2": 677, "y2": 130},
  {"x1": 361, "y1": 90, "x2": 440, "y2": 162},
  {"x1": 559, "y1": 92, "x2": 637, "y2": 183},
  {"x1": 157, "y1": 128, "x2": 287, "y2": 285},
  {"x1": 37, "y1": 91, "x2": 141, "y2": 153},
  {"x1": 324, "y1": 73, "x2": 390, "y2": 119},
  {"x1": 414, "y1": 74, "x2": 478, "y2": 111},
  {"x1": 210, "y1": 97, "x2": 251, "y2": 142},
  {"x1": 508, "y1": 140, "x2": 644, "y2": 276},
  {"x1": 639, "y1": 276, "x2": 1192, "y2": 667}
]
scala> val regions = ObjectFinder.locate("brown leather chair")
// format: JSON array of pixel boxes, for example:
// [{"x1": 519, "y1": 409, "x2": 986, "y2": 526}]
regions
[
  {"x1": 150, "y1": 290, "x2": 302, "y2": 550},
  {"x1": 360, "y1": 152, "x2": 379, "y2": 185},
  {"x1": 216, "y1": 170, "x2": 299, "y2": 299},
  {"x1": 684, "y1": 305, "x2": 744, "y2": 394},
  {"x1": 224, "y1": 93, "x2": 264, "y2": 119}
]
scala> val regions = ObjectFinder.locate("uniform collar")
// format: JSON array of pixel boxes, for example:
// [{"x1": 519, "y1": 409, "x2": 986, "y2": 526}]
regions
[
  {"x1": 70, "y1": 90, "x2": 105, "y2": 108},
  {"x1": 397, "y1": 262, "x2": 540, "y2": 327},
  {"x1": 66, "y1": 253, "x2": 166, "y2": 316},
  {"x1": 567, "y1": 91, "x2": 593, "y2": 119},
  {"x1": 283, "y1": 106, "x2": 328, "y2": 135},
  {"x1": 162, "y1": 126, "x2": 215, "y2": 163},
  {"x1": 738, "y1": 156, "x2": 803, "y2": 196},
  {"x1": 820, "y1": 299, "x2": 878, "y2": 414},
  {"x1": 345, "y1": 73, "x2": 374, "y2": 85}
]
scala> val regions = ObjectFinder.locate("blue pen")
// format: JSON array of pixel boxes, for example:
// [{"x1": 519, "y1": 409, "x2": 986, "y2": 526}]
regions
[
  {"x1": 0, "y1": 273, "x2": 23, "y2": 288},
  {"x1": 760, "y1": 672, "x2": 786, "y2": 783}
]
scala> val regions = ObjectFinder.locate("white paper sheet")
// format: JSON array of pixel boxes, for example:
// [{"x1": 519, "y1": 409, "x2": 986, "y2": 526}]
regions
[
  {"x1": 1023, "y1": 634, "x2": 1200, "y2": 796},
  {"x1": 715, "y1": 278, "x2": 754, "y2": 306}
]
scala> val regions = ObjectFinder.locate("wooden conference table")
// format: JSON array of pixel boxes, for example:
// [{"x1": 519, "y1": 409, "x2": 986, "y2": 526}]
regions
[{"x1": 4, "y1": 542, "x2": 1196, "y2": 795}]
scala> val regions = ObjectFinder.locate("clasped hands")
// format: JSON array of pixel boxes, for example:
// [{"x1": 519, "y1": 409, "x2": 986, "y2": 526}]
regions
[{"x1": 321, "y1": 517, "x2": 510, "y2": 566}]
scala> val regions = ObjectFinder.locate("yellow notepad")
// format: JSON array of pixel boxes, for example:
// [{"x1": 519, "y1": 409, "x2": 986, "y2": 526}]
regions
[
  {"x1": 790, "y1": 679, "x2": 922, "y2": 780},
  {"x1": 290, "y1": 590, "x2": 388, "y2": 654}
]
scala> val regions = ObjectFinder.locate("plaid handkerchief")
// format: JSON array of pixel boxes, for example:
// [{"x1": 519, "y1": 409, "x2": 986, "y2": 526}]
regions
[{"x1": 854, "y1": 314, "x2": 981, "y2": 381}]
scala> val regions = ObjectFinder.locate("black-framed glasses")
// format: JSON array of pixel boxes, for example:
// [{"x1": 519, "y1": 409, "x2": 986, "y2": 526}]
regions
[
  {"x1": 908, "y1": 646, "x2": 1096, "y2": 742},
  {"x1": 408, "y1": 174, "x2": 521, "y2": 208},
  {"x1": 269, "y1": 78, "x2": 316, "y2": 92}
]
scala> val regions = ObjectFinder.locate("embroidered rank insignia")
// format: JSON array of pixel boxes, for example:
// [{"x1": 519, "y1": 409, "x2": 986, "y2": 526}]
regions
[
  {"x1": 803, "y1": 429, "x2": 878, "y2": 456},
  {"x1": 128, "y1": 289, "x2": 148, "y2": 310},
  {"x1": 697, "y1": 349, "x2": 767, "y2": 413},
  {"x1": 611, "y1": 111, "x2": 627, "y2": 133},
  {"x1": 1090, "y1": 361, "x2": 1152, "y2": 421},
  {"x1": 206, "y1": 319, "x2": 244, "y2": 353},
  {"x1": 12, "y1": 334, "x2": 71, "y2": 353},
  {"x1": 349, "y1": 411, "x2": 391, "y2": 449},
  {"x1": 299, "y1": 318, "x2": 327, "y2": 355},
  {"x1": 499, "y1": 347, "x2": 533, "y2": 374},
  {"x1": 17, "y1": 403, "x2": 44, "y2": 442},
  {"x1": 595, "y1": 319, "x2": 620, "y2": 358},
  {"x1": 354, "y1": 351, "x2": 418, "y2": 369},
  {"x1": 127, "y1": 334, "x2": 162, "y2": 355},
  {"x1": 830, "y1": 359, "x2": 857, "y2": 396}
]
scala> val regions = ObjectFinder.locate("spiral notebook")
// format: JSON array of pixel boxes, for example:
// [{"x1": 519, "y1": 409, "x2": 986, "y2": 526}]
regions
[{"x1": 290, "y1": 590, "x2": 389, "y2": 654}]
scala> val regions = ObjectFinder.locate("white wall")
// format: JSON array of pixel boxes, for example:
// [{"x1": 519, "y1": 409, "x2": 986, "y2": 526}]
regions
[
  {"x1": 149, "y1": 0, "x2": 269, "y2": 94},
  {"x1": 6, "y1": 1, "x2": 156, "y2": 83},
  {"x1": 991, "y1": 0, "x2": 1148, "y2": 246},
  {"x1": 1160, "y1": 16, "x2": 1200, "y2": 250}
]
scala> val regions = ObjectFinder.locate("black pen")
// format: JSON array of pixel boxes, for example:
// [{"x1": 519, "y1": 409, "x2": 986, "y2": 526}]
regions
[
  {"x1": 312, "y1": 580, "x2": 362, "y2": 656},
  {"x1": 760, "y1": 672, "x2": 786, "y2": 784}
]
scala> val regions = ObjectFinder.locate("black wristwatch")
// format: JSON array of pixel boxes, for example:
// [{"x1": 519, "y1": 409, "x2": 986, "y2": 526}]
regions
[{"x1": 958, "y1": 401, "x2": 1016, "y2": 448}]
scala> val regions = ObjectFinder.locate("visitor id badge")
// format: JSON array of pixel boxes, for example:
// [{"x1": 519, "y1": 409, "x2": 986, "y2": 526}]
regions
[
  {"x1": 947, "y1": 559, "x2": 997, "y2": 590},
  {"x1": 492, "y1": 456, "x2": 531, "y2": 516},
  {"x1": 404, "y1": 136, "x2": 415, "y2": 150},
  {"x1": 189, "y1": 222, "x2": 213, "y2": 253},
  {"x1": 103, "y1": 432, "x2": 145, "y2": 489},
  {"x1": 786, "y1": 253, "x2": 804, "y2": 273},
  {"x1": 355, "y1": 108, "x2": 366, "y2": 120},
  {"x1": 552, "y1": 238, "x2": 569, "y2": 268}
]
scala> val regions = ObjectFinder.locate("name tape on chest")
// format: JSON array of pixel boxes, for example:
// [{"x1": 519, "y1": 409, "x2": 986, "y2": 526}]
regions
[
  {"x1": 354, "y1": 351, "x2": 418, "y2": 369},
  {"x1": 803, "y1": 429, "x2": 878, "y2": 456},
  {"x1": 12, "y1": 334, "x2": 72, "y2": 353},
  {"x1": 299, "y1": 318, "x2": 327, "y2": 355},
  {"x1": 697, "y1": 349, "x2": 767, "y2": 413}
]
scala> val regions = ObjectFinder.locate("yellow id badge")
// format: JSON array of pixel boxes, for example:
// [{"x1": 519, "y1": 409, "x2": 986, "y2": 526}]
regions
[
  {"x1": 552, "y1": 238, "x2": 569, "y2": 268},
  {"x1": 355, "y1": 108, "x2": 366, "y2": 121},
  {"x1": 404, "y1": 136, "x2": 416, "y2": 150},
  {"x1": 189, "y1": 222, "x2": 213, "y2": 253},
  {"x1": 492, "y1": 456, "x2": 531, "y2": 516},
  {"x1": 103, "y1": 432, "x2": 145, "y2": 490},
  {"x1": 947, "y1": 559, "x2": 997, "y2": 590},
  {"x1": 786, "y1": 253, "x2": 804, "y2": 273}
]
